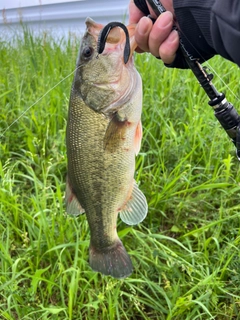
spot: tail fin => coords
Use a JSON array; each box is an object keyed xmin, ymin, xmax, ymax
[{"xmin": 89, "ymin": 239, "xmax": 133, "ymax": 279}]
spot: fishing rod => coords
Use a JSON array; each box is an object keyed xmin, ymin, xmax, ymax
[{"xmin": 133, "ymin": 0, "xmax": 240, "ymax": 160}]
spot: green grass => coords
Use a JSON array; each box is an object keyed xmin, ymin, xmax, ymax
[{"xmin": 0, "ymin": 27, "xmax": 240, "ymax": 319}]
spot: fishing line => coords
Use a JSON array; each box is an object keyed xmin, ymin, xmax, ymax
[{"xmin": 0, "ymin": 65, "xmax": 81, "ymax": 139}]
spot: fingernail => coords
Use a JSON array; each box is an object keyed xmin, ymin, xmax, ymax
[
  {"xmin": 158, "ymin": 11, "xmax": 173, "ymax": 29},
  {"xmin": 137, "ymin": 16, "xmax": 152, "ymax": 35},
  {"xmin": 168, "ymin": 30, "xmax": 179, "ymax": 43}
]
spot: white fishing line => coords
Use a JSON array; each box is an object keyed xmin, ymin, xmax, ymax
[
  {"xmin": 203, "ymin": 63, "xmax": 240, "ymax": 102},
  {"xmin": 0, "ymin": 65, "xmax": 80, "ymax": 139}
]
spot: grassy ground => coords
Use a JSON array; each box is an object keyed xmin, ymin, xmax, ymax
[{"xmin": 0, "ymin": 28, "xmax": 240, "ymax": 320}]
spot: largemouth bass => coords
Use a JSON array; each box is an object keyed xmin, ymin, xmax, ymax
[{"xmin": 65, "ymin": 17, "xmax": 148, "ymax": 279}]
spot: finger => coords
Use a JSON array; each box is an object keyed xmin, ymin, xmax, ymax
[
  {"xmin": 159, "ymin": 30, "xmax": 179, "ymax": 64},
  {"xmin": 135, "ymin": 16, "xmax": 153, "ymax": 52},
  {"xmin": 148, "ymin": 11, "xmax": 174, "ymax": 57},
  {"xmin": 129, "ymin": 0, "xmax": 145, "ymax": 24}
]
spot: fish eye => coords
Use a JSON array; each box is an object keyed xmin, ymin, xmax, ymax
[{"xmin": 82, "ymin": 46, "xmax": 94, "ymax": 59}]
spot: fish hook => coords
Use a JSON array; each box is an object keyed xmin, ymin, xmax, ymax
[{"xmin": 97, "ymin": 22, "xmax": 131, "ymax": 64}]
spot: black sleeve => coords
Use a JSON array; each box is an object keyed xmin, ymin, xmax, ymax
[
  {"xmin": 168, "ymin": 0, "xmax": 240, "ymax": 68},
  {"xmin": 211, "ymin": 0, "xmax": 240, "ymax": 66}
]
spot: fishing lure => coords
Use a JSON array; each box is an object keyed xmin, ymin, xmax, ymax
[{"xmin": 97, "ymin": 21, "xmax": 131, "ymax": 64}]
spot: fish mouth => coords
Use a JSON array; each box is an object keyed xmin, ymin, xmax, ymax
[{"xmin": 85, "ymin": 17, "xmax": 137, "ymax": 64}]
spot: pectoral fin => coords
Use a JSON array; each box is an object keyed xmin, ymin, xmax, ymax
[
  {"xmin": 65, "ymin": 178, "xmax": 85, "ymax": 216},
  {"xmin": 119, "ymin": 181, "xmax": 148, "ymax": 225},
  {"xmin": 104, "ymin": 114, "xmax": 142, "ymax": 155},
  {"xmin": 103, "ymin": 113, "xmax": 127, "ymax": 152}
]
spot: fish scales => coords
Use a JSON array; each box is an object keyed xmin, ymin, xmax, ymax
[{"xmin": 65, "ymin": 17, "xmax": 148, "ymax": 279}]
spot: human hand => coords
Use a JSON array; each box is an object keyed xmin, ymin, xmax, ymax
[{"xmin": 129, "ymin": 0, "xmax": 179, "ymax": 65}]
